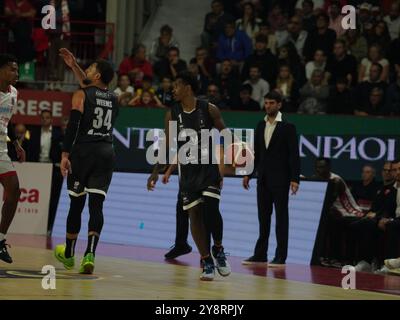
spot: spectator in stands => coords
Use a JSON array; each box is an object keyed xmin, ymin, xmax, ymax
[
  {"xmin": 241, "ymin": 35, "xmax": 278, "ymax": 87},
  {"xmin": 216, "ymin": 21, "xmax": 253, "ymax": 68},
  {"xmin": 383, "ymin": 1, "xmax": 400, "ymax": 41},
  {"xmin": 386, "ymin": 68, "xmax": 400, "ymax": 115},
  {"xmin": 154, "ymin": 47, "xmax": 187, "ymax": 81},
  {"xmin": 365, "ymin": 21, "xmax": 391, "ymax": 55},
  {"xmin": 156, "ymin": 76, "xmax": 174, "ymax": 108},
  {"xmin": 215, "ymin": 59, "xmax": 242, "ymax": 106},
  {"xmin": 134, "ymin": 75, "xmax": 156, "ymax": 98},
  {"xmin": 355, "ymin": 87, "xmax": 387, "ymax": 116},
  {"xmin": 230, "ymin": 84, "xmax": 260, "ymax": 111},
  {"xmin": 298, "ymin": 69, "xmax": 330, "ymax": 114},
  {"xmin": 283, "ymin": 15, "xmax": 308, "ymax": 61},
  {"xmin": 114, "ymin": 74, "xmax": 134, "ymax": 96},
  {"xmin": 342, "ymin": 28, "xmax": 368, "ymax": 64},
  {"xmin": 277, "ymin": 43, "xmax": 306, "ymax": 86},
  {"xmin": 358, "ymin": 2, "xmax": 374, "ymax": 33},
  {"xmin": 358, "ymin": 44, "xmax": 390, "ymax": 83},
  {"xmin": 119, "ymin": 44, "xmax": 153, "ymax": 88},
  {"xmin": 326, "ymin": 39, "xmax": 358, "ymax": 87},
  {"xmin": 235, "ymin": 2, "xmax": 262, "ymax": 44},
  {"xmin": 267, "ymin": 3, "xmax": 289, "ymax": 48},
  {"xmin": 388, "ymin": 30, "xmax": 400, "ymax": 77},
  {"xmin": 4, "ymin": 0, "xmax": 36, "ymax": 63},
  {"xmin": 303, "ymin": 13, "xmax": 337, "ymax": 62},
  {"xmin": 327, "ymin": 0, "xmax": 346, "ymax": 37},
  {"xmin": 28, "ymin": 110, "xmax": 64, "ymax": 235},
  {"xmin": 243, "ymin": 65, "xmax": 270, "ymax": 109},
  {"xmin": 149, "ymin": 25, "xmax": 180, "ymax": 64},
  {"xmin": 313, "ymin": 158, "xmax": 365, "ymax": 268},
  {"xmin": 351, "ymin": 165, "xmax": 380, "ymax": 212},
  {"xmin": 46, "ymin": 0, "xmax": 72, "ymax": 89},
  {"xmin": 294, "ymin": 0, "xmax": 325, "ymax": 15},
  {"xmin": 305, "ymin": 49, "xmax": 327, "ymax": 81},
  {"xmin": 119, "ymin": 94, "xmax": 132, "ymax": 108},
  {"xmin": 201, "ymin": 84, "xmax": 227, "ymax": 109},
  {"xmin": 129, "ymin": 90, "xmax": 164, "ymax": 108},
  {"xmin": 299, "ymin": 0, "xmax": 317, "ymax": 33},
  {"xmin": 274, "ymin": 64, "xmax": 300, "ymax": 113},
  {"xmin": 355, "ymin": 62, "xmax": 388, "ymax": 110},
  {"xmin": 7, "ymin": 124, "xmax": 30, "ymax": 162},
  {"xmin": 192, "ymin": 47, "xmax": 216, "ymax": 81},
  {"xmin": 188, "ymin": 58, "xmax": 209, "ymax": 95},
  {"xmin": 328, "ymin": 77, "xmax": 355, "ymax": 115},
  {"xmin": 256, "ymin": 21, "xmax": 278, "ymax": 55},
  {"xmin": 201, "ymin": 0, "xmax": 235, "ymax": 49}
]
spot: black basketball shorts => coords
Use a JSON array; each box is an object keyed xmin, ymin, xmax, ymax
[
  {"xmin": 67, "ymin": 142, "xmax": 115, "ymax": 198},
  {"xmin": 181, "ymin": 185, "xmax": 221, "ymax": 211}
]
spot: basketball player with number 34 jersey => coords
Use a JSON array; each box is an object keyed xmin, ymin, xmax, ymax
[{"xmin": 54, "ymin": 48, "xmax": 119, "ymax": 274}]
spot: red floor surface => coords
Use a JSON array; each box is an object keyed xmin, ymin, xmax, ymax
[{"xmin": 8, "ymin": 234, "xmax": 400, "ymax": 297}]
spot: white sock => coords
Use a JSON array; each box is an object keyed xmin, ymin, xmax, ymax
[{"xmin": 0, "ymin": 233, "xmax": 5, "ymax": 241}]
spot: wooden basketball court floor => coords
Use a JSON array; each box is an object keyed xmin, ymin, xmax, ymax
[{"xmin": 1, "ymin": 235, "xmax": 400, "ymax": 300}]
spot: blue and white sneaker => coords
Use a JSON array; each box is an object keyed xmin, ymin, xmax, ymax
[
  {"xmin": 200, "ymin": 257, "xmax": 215, "ymax": 281},
  {"xmin": 212, "ymin": 245, "xmax": 231, "ymax": 277}
]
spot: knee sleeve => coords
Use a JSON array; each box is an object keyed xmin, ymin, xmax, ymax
[
  {"xmin": 66, "ymin": 195, "xmax": 86, "ymax": 234},
  {"xmin": 88, "ymin": 193, "xmax": 105, "ymax": 234}
]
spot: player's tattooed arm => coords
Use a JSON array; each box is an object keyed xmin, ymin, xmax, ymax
[
  {"xmin": 59, "ymin": 48, "xmax": 87, "ymax": 88},
  {"xmin": 61, "ymin": 90, "xmax": 85, "ymax": 177},
  {"xmin": 208, "ymin": 103, "xmax": 226, "ymax": 131}
]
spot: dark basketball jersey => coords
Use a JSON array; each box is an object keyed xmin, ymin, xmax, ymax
[
  {"xmin": 170, "ymin": 99, "xmax": 221, "ymax": 193},
  {"xmin": 75, "ymin": 86, "xmax": 119, "ymax": 145}
]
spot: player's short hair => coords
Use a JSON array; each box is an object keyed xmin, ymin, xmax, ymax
[
  {"xmin": 392, "ymin": 159, "xmax": 400, "ymax": 165},
  {"xmin": 317, "ymin": 12, "xmax": 330, "ymax": 23},
  {"xmin": 0, "ymin": 53, "xmax": 18, "ymax": 69},
  {"xmin": 168, "ymin": 46, "xmax": 180, "ymax": 55},
  {"xmin": 302, "ymin": 0, "xmax": 314, "ymax": 8},
  {"xmin": 41, "ymin": 109, "xmax": 52, "ymax": 116},
  {"xmin": 316, "ymin": 157, "xmax": 331, "ymax": 167},
  {"xmin": 160, "ymin": 24, "xmax": 173, "ymax": 34},
  {"xmin": 95, "ymin": 59, "xmax": 115, "ymax": 85},
  {"xmin": 176, "ymin": 71, "xmax": 199, "ymax": 94},
  {"xmin": 240, "ymin": 84, "xmax": 253, "ymax": 94},
  {"xmin": 264, "ymin": 91, "xmax": 283, "ymax": 103}
]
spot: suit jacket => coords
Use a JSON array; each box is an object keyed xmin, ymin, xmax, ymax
[
  {"xmin": 252, "ymin": 118, "xmax": 300, "ymax": 187},
  {"xmin": 371, "ymin": 183, "xmax": 398, "ymax": 220},
  {"xmin": 27, "ymin": 126, "xmax": 64, "ymax": 164}
]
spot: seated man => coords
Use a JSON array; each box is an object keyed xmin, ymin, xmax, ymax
[
  {"xmin": 350, "ymin": 165, "xmax": 380, "ymax": 212},
  {"xmin": 348, "ymin": 161, "xmax": 396, "ymax": 273},
  {"xmin": 312, "ymin": 158, "xmax": 365, "ymax": 268}
]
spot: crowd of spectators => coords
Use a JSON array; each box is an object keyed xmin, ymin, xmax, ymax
[{"xmin": 113, "ymin": 0, "xmax": 400, "ymax": 115}]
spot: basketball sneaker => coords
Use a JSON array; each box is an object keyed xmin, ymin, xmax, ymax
[
  {"xmin": 212, "ymin": 245, "xmax": 231, "ymax": 277},
  {"xmin": 79, "ymin": 253, "xmax": 95, "ymax": 274},
  {"xmin": 54, "ymin": 244, "xmax": 75, "ymax": 270},
  {"xmin": 0, "ymin": 240, "xmax": 12, "ymax": 264},
  {"xmin": 164, "ymin": 243, "xmax": 192, "ymax": 260},
  {"xmin": 385, "ymin": 258, "xmax": 400, "ymax": 270},
  {"xmin": 200, "ymin": 257, "xmax": 215, "ymax": 281}
]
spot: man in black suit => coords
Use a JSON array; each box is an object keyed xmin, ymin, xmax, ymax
[
  {"xmin": 242, "ymin": 91, "xmax": 300, "ymax": 267},
  {"xmin": 28, "ymin": 110, "xmax": 64, "ymax": 235}
]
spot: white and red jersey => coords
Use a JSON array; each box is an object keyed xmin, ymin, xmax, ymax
[
  {"xmin": 330, "ymin": 172, "xmax": 364, "ymax": 217},
  {"xmin": 0, "ymin": 85, "xmax": 17, "ymax": 158}
]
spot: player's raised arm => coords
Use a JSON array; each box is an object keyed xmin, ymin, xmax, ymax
[{"xmin": 59, "ymin": 48, "xmax": 87, "ymax": 88}]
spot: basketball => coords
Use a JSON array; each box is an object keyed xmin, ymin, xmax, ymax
[{"xmin": 225, "ymin": 142, "xmax": 254, "ymax": 168}]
